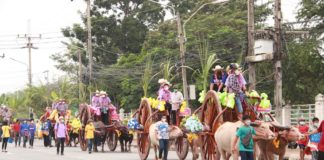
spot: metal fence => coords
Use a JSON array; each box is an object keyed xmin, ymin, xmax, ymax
[{"xmin": 290, "ymin": 104, "xmax": 315, "ymax": 126}]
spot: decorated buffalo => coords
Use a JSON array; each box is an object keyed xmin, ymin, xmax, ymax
[
  {"xmin": 257, "ymin": 122, "xmax": 305, "ymax": 160},
  {"xmin": 214, "ymin": 121, "xmax": 275, "ymax": 160},
  {"xmin": 149, "ymin": 122, "xmax": 183, "ymax": 160},
  {"xmin": 114, "ymin": 121, "xmax": 134, "ymax": 152}
]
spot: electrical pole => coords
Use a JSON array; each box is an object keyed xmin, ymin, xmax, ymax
[
  {"xmin": 86, "ymin": 0, "xmax": 93, "ymax": 84},
  {"xmin": 274, "ymin": 0, "xmax": 283, "ymax": 119},
  {"xmin": 78, "ymin": 49, "xmax": 82, "ymax": 100},
  {"xmin": 176, "ymin": 12, "xmax": 189, "ymax": 104},
  {"xmin": 247, "ymin": 0, "xmax": 256, "ymax": 91},
  {"xmin": 18, "ymin": 34, "xmax": 41, "ymax": 86}
]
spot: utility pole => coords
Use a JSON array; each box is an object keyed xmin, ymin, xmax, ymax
[
  {"xmin": 176, "ymin": 12, "xmax": 189, "ymax": 104},
  {"xmin": 18, "ymin": 34, "xmax": 41, "ymax": 86},
  {"xmin": 86, "ymin": 0, "xmax": 93, "ymax": 84},
  {"xmin": 247, "ymin": 0, "xmax": 256, "ymax": 91},
  {"xmin": 78, "ymin": 49, "xmax": 82, "ymax": 100},
  {"xmin": 274, "ymin": 0, "xmax": 283, "ymax": 119}
]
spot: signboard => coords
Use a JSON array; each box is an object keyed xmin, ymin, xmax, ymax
[{"xmin": 189, "ymin": 85, "xmax": 196, "ymax": 100}]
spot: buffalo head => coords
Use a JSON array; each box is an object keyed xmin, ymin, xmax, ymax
[{"xmin": 251, "ymin": 121, "xmax": 276, "ymax": 140}]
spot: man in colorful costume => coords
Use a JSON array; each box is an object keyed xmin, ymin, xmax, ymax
[
  {"xmin": 90, "ymin": 90, "xmax": 101, "ymax": 120},
  {"xmin": 99, "ymin": 91, "xmax": 111, "ymax": 125},
  {"xmin": 157, "ymin": 79, "xmax": 172, "ymax": 124},
  {"xmin": 225, "ymin": 63, "xmax": 247, "ymax": 120},
  {"xmin": 55, "ymin": 99, "xmax": 68, "ymax": 117}
]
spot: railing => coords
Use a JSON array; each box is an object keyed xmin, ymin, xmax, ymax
[{"xmin": 290, "ymin": 104, "xmax": 315, "ymax": 126}]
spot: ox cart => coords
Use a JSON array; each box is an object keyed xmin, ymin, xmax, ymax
[
  {"xmin": 191, "ymin": 90, "xmax": 263, "ymax": 160},
  {"xmin": 132, "ymin": 98, "xmax": 190, "ymax": 160},
  {"xmin": 78, "ymin": 103, "xmax": 118, "ymax": 152},
  {"xmin": 133, "ymin": 90, "xmax": 266, "ymax": 160}
]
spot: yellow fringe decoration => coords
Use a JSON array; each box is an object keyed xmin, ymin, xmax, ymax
[
  {"xmin": 187, "ymin": 133, "xmax": 198, "ymax": 143},
  {"xmin": 128, "ymin": 130, "xmax": 134, "ymax": 135},
  {"xmin": 273, "ymin": 138, "xmax": 280, "ymax": 149},
  {"xmin": 116, "ymin": 130, "xmax": 121, "ymax": 137}
]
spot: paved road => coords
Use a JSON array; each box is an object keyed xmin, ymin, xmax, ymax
[
  {"xmin": 0, "ymin": 139, "xmax": 312, "ymax": 160},
  {"xmin": 1, "ymin": 139, "xmax": 192, "ymax": 160}
]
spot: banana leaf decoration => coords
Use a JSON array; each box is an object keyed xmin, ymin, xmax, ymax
[
  {"xmin": 260, "ymin": 93, "xmax": 271, "ymax": 109},
  {"xmin": 225, "ymin": 93, "xmax": 235, "ymax": 109},
  {"xmin": 198, "ymin": 90, "xmax": 206, "ymax": 103}
]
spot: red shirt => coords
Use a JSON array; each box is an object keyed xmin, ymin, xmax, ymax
[
  {"xmin": 297, "ymin": 125, "xmax": 309, "ymax": 145},
  {"xmin": 67, "ymin": 124, "xmax": 72, "ymax": 131},
  {"xmin": 317, "ymin": 120, "xmax": 324, "ymax": 151},
  {"xmin": 45, "ymin": 111, "xmax": 51, "ymax": 118},
  {"xmin": 13, "ymin": 123, "xmax": 20, "ymax": 132}
]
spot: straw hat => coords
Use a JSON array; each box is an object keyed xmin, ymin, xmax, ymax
[
  {"xmin": 158, "ymin": 79, "xmax": 167, "ymax": 84},
  {"xmin": 212, "ymin": 65, "xmax": 223, "ymax": 71},
  {"xmin": 95, "ymin": 90, "xmax": 100, "ymax": 96},
  {"xmin": 163, "ymin": 81, "xmax": 172, "ymax": 86},
  {"xmin": 100, "ymin": 90, "xmax": 106, "ymax": 95}
]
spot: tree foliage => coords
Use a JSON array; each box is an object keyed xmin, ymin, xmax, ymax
[{"xmin": 4, "ymin": 0, "xmax": 322, "ymax": 117}]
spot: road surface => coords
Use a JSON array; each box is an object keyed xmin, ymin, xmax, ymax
[
  {"xmin": 1, "ymin": 139, "xmax": 191, "ymax": 160},
  {"xmin": 0, "ymin": 139, "xmax": 312, "ymax": 160}
]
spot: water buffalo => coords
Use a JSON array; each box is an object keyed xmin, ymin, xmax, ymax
[
  {"xmin": 92, "ymin": 121, "xmax": 108, "ymax": 152},
  {"xmin": 115, "ymin": 123, "xmax": 133, "ymax": 152},
  {"xmin": 214, "ymin": 121, "xmax": 275, "ymax": 160},
  {"xmin": 149, "ymin": 123, "xmax": 183, "ymax": 160},
  {"xmin": 257, "ymin": 122, "xmax": 305, "ymax": 160}
]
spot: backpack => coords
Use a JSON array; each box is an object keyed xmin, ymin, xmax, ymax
[{"xmin": 241, "ymin": 127, "xmax": 253, "ymax": 149}]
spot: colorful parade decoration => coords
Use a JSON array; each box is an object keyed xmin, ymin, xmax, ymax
[
  {"xmin": 183, "ymin": 114, "xmax": 203, "ymax": 133},
  {"xmin": 257, "ymin": 93, "xmax": 271, "ymax": 113},
  {"xmin": 179, "ymin": 101, "xmax": 191, "ymax": 117},
  {"xmin": 127, "ymin": 118, "xmax": 141, "ymax": 130},
  {"xmin": 187, "ymin": 133, "xmax": 198, "ymax": 143},
  {"xmin": 218, "ymin": 92, "xmax": 235, "ymax": 109},
  {"xmin": 247, "ymin": 90, "xmax": 260, "ymax": 106},
  {"xmin": 109, "ymin": 105, "xmax": 120, "ymax": 120},
  {"xmin": 198, "ymin": 90, "xmax": 206, "ymax": 103},
  {"xmin": 143, "ymin": 97, "xmax": 167, "ymax": 112}
]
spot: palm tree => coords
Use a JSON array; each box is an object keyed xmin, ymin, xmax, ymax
[{"xmin": 194, "ymin": 40, "xmax": 218, "ymax": 101}]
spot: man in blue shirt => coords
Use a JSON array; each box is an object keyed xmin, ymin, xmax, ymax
[
  {"xmin": 20, "ymin": 120, "xmax": 29, "ymax": 148},
  {"xmin": 155, "ymin": 116, "xmax": 169, "ymax": 160},
  {"xmin": 28, "ymin": 120, "xmax": 36, "ymax": 148},
  {"xmin": 232, "ymin": 115, "xmax": 256, "ymax": 160},
  {"xmin": 209, "ymin": 65, "xmax": 227, "ymax": 92},
  {"xmin": 41, "ymin": 119, "xmax": 51, "ymax": 147}
]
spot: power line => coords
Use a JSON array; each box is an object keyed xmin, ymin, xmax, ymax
[{"xmin": 17, "ymin": 34, "xmax": 42, "ymax": 86}]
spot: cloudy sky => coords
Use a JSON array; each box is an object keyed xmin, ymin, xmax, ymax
[{"xmin": 0, "ymin": 0, "xmax": 299, "ymax": 94}]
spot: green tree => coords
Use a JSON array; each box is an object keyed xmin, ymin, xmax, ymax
[{"xmin": 51, "ymin": 0, "xmax": 272, "ymax": 110}]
